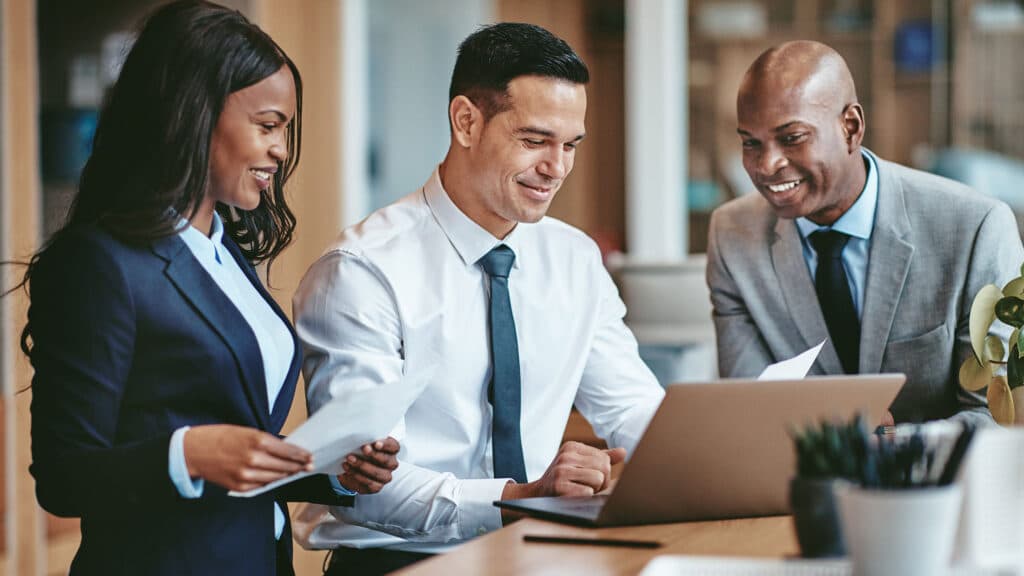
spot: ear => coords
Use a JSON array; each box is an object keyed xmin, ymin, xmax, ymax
[
  {"xmin": 449, "ymin": 95, "xmax": 482, "ymax": 148},
  {"xmin": 841, "ymin": 103, "xmax": 866, "ymax": 152}
]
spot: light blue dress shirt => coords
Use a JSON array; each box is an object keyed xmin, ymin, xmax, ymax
[
  {"xmin": 167, "ymin": 213, "xmax": 295, "ymax": 539},
  {"xmin": 795, "ymin": 149, "xmax": 879, "ymax": 318}
]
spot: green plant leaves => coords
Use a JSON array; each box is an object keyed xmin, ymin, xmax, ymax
[
  {"xmin": 988, "ymin": 375, "xmax": 1015, "ymax": 425},
  {"xmin": 960, "ymin": 335, "xmax": 1007, "ymax": 392},
  {"xmin": 960, "ymin": 355, "xmax": 991, "ymax": 392},
  {"xmin": 791, "ymin": 416, "xmax": 864, "ymax": 479},
  {"xmin": 1004, "ymin": 277, "xmax": 1024, "ymax": 298},
  {"xmin": 970, "ymin": 284, "xmax": 1003, "ymax": 362},
  {"xmin": 985, "ymin": 335, "xmax": 1006, "ymax": 363}
]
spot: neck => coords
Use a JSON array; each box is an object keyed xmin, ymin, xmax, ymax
[
  {"xmin": 189, "ymin": 197, "xmax": 216, "ymax": 237},
  {"xmin": 439, "ymin": 152, "xmax": 515, "ymax": 239}
]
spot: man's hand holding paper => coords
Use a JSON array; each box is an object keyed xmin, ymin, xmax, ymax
[{"xmin": 338, "ymin": 437, "xmax": 400, "ymax": 494}]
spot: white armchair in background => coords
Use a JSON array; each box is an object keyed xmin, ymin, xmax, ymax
[{"xmin": 607, "ymin": 253, "xmax": 717, "ymax": 384}]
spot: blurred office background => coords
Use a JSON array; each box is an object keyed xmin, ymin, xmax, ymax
[{"xmin": 3, "ymin": 0, "xmax": 1024, "ymax": 573}]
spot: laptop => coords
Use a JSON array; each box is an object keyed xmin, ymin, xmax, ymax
[{"xmin": 494, "ymin": 374, "xmax": 905, "ymax": 527}]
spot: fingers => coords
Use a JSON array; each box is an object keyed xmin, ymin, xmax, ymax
[
  {"xmin": 354, "ymin": 437, "xmax": 401, "ymax": 470},
  {"xmin": 543, "ymin": 441, "xmax": 619, "ymax": 496},
  {"xmin": 559, "ymin": 467, "xmax": 604, "ymax": 495},
  {"xmin": 556, "ymin": 442, "xmax": 613, "ymax": 477},
  {"xmin": 186, "ymin": 425, "xmax": 313, "ymax": 491},
  {"xmin": 370, "ymin": 437, "xmax": 401, "ymax": 454},
  {"xmin": 605, "ymin": 447, "xmax": 627, "ymax": 466},
  {"xmin": 343, "ymin": 454, "xmax": 394, "ymax": 484},
  {"xmin": 258, "ymin": 433, "xmax": 313, "ymax": 467},
  {"xmin": 233, "ymin": 466, "xmax": 292, "ymax": 486},
  {"xmin": 246, "ymin": 450, "xmax": 311, "ymax": 476},
  {"xmin": 337, "ymin": 471, "xmax": 386, "ymax": 495},
  {"xmin": 338, "ymin": 440, "xmax": 400, "ymax": 494}
]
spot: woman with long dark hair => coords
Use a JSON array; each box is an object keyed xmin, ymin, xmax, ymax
[{"xmin": 22, "ymin": 2, "xmax": 397, "ymax": 574}]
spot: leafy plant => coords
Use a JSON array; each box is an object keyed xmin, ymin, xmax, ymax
[
  {"xmin": 791, "ymin": 415, "xmax": 866, "ymax": 480},
  {"xmin": 792, "ymin": 414, "xmax": 972, "ymax": 489},
  {"xmin": 959, "ymin": 263, "xmax": 1024, "ymax": 424}
]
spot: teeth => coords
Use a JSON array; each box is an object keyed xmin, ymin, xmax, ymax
[
  {"xmin": 250, "ymin": 169, "xmax": 271, "ymax": 182},
  {"xmin": 768, "ymin": 180, "xmax": 801, "ymax": 193}
]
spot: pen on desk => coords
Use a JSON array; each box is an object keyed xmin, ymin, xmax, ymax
[{"xmin": 523, "ymin": 535, "xmax": 662, "ymax": 549}]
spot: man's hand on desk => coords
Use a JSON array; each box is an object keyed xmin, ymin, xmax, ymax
[{"xmin": 500, "ymin": 441, "xmax": 625, "ymax": 523}]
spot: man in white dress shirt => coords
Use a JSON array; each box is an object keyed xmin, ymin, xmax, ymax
[{"xmin": 292, "ymin": 23, "xmax": 665, "ymax": 575}]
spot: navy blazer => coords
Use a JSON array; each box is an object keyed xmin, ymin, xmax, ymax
[{"xmin": 29, "ymin": 223, "xmax": 346, "ymax": 576}]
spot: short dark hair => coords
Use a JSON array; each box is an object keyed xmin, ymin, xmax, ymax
[
  {"xmin": 70, "ymin": 0, "xmax": 302, "ymax": 264},
  {"xmin": 449, "ymin": 22, "xmax": 589, "ymax": 119}
]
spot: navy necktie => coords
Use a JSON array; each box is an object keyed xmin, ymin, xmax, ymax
[
  {"xmin": 809, "ymin": 230, "xmax": 860, "ymax": 374},
  {"xmin": 479, "ymin": 245, "xmax": 527, "ymax": 483}
]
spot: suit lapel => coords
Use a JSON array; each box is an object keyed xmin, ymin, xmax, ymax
[
  {"xmin": 151, "ymin": 235, "xmax": 272, "ymax": 430},
  {"xmin": 219, "ymin": 238, "xmax": 301, "ymax": 432},
  {"xmin": 860, "ymin": 160, "xmax": 915, "ymax": 374},
  {"xmin": 771, "ymin": 218, "xmax": 844, "ymax": 373}
]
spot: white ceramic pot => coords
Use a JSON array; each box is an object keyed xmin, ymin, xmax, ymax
[{"xmin": 836, "ymin": 484, "xmax": 962, "ymax": 576}]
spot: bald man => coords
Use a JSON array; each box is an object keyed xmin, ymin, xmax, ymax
[{"xmin": 706, "ymin": 41, "xmax": 1024, "ymax": 425}]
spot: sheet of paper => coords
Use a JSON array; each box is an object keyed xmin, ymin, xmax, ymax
[
  {"xmin": 757, "ymin": 339, "xmax": 826, "ymax": 381},
  {"xmin": 229, "ymin": 375, "xmax": 428, "ymax": 498}
]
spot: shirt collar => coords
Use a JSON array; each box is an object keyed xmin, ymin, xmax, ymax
[
  {"xmin": 177, "ymin": 212, "xmax": 225, "ymax": 264},
  {"xmin": 796, "ymin": 149, "xmax": 878, "ymax": 241},
  {"xmin": 423, "ymin": 166, "xmax": 523, "ymax": 270}
]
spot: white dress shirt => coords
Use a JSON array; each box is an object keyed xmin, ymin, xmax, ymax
[
  {"xmin": 168, "ymin": 213, "xmax": 295, "ymax": 539},
  {"xmin": 291, "ymin": 168, "xmax": 665, "ymax": 552}
]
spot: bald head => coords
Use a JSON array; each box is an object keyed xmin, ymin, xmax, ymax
[
  {"xmin": 735, "ymin": 41, "xmax": 868, "ymax": 225},
  {"xmin": 740, "ymin": 41, "xmax": 858, "ymax": 114}
]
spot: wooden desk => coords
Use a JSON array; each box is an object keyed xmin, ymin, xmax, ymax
[{"xmin": 395, "ymin": 516, "xmax": 798, "ymax": 576}]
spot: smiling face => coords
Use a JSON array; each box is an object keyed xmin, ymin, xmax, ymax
[
  {"xmin": 459, "ymin": 75, "xmax": 587, "ymax": 238},
  {"xmin": 736, "ymin": 46, "xmax": 865, "ymax": 225},
  {"xmin": 207, "ymin": 65, "xmax": 297, "ymax": 213}
]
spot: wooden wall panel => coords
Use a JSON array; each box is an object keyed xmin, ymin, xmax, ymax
[
  {"xmin": 2, "ymin": 0, "xmax": 44, "ymax": 574},
  {"xmin": 497, "ymin": 0, "xmax": 599, "ymax": 241},
  {"xmin": 248, "ymin": 2, "xmax": 346, "ymax": 572}
]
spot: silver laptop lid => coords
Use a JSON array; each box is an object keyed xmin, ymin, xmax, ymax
[{"xmin": 598, "ymin": 374, "xmax": 905, "ymax": 525}]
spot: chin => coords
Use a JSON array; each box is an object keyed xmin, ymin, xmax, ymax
[
  {"xmin": 239, "ymin": 194, "xmax": 265, "ymax": 212},
  {"xmin": 517, "ymin": 208, "xmax": 549, "ymax": 224},
  {"xmin": 768, "ymin": 203, "xmax": 806, "ymax": 221}
]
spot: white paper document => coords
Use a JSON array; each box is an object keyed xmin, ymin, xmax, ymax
[
  {"xmin": 757, "ymin": 340, "xmax": 825, "ymax": 381},
  {"xmin": 639, "ymin": 555, "xmax": 1018, "ymax": 576},
  {"xmin": 229, "ymin": 377, "xmax": 424, "ymax": 498}
]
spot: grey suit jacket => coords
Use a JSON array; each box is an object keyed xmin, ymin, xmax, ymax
[{"xmin": 707, "ymin": 154, "xmax": 1024, "ymax": 424}]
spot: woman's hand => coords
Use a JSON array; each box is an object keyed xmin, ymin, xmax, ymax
[
  {"xmin": 184, "ymin": 424, "xmax": 313, "ymax": 492},
  {"xmin": 337, "ymin": 437, "xmax": 400, "ymax": 494}
]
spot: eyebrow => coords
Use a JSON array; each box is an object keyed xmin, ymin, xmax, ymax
[
  {"xmin": 254, "ymin": 109, "xmax": 290, "ymax": 122},
  {"xmin": 737, "ymin": 121, "xmax": 806, "ymax": 137},
  {"xmin": 515, "ymin": 126, "xmax": 586, "ymax": 143}
]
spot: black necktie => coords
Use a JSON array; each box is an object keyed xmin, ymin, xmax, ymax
[
  {"xmin": 478, "ymin": 245, "xmax": 527, "ymax": 483},
  {"xmin": 809, "ymin": 230, "xmax": 860, "ymax": 374}
]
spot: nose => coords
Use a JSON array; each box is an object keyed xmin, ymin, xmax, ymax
[
  {"xmin": 755, "ymin": 143, "xmax": 787, "ymax": 177},
  {"xmin": 269, "ymin": 134, "xmax": 288, "ymax": 163},
  {"xmin": 537, "ymin": 147, "xmax": 569, "ymax": 181}
]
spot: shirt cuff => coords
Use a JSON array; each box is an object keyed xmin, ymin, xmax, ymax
[
  {"xmin": 328, "ymin": 474, "xmax": 359, "ymax": 496},
  {"xmin": 456, "ymin": 478, "xmax": 510, "ymax": 539},
  {"xmin": 168, "ymin": 426, "xmax": 204, "ymax": 499}
]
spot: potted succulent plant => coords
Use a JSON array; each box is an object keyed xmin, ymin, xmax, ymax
[
  {"xmin": 959, "ymin": 265, "xmax": 1024, "ymax": 424},
  {"xmin": 788, "ymin": 416, "xmax": 865, "ymax": 558}
]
